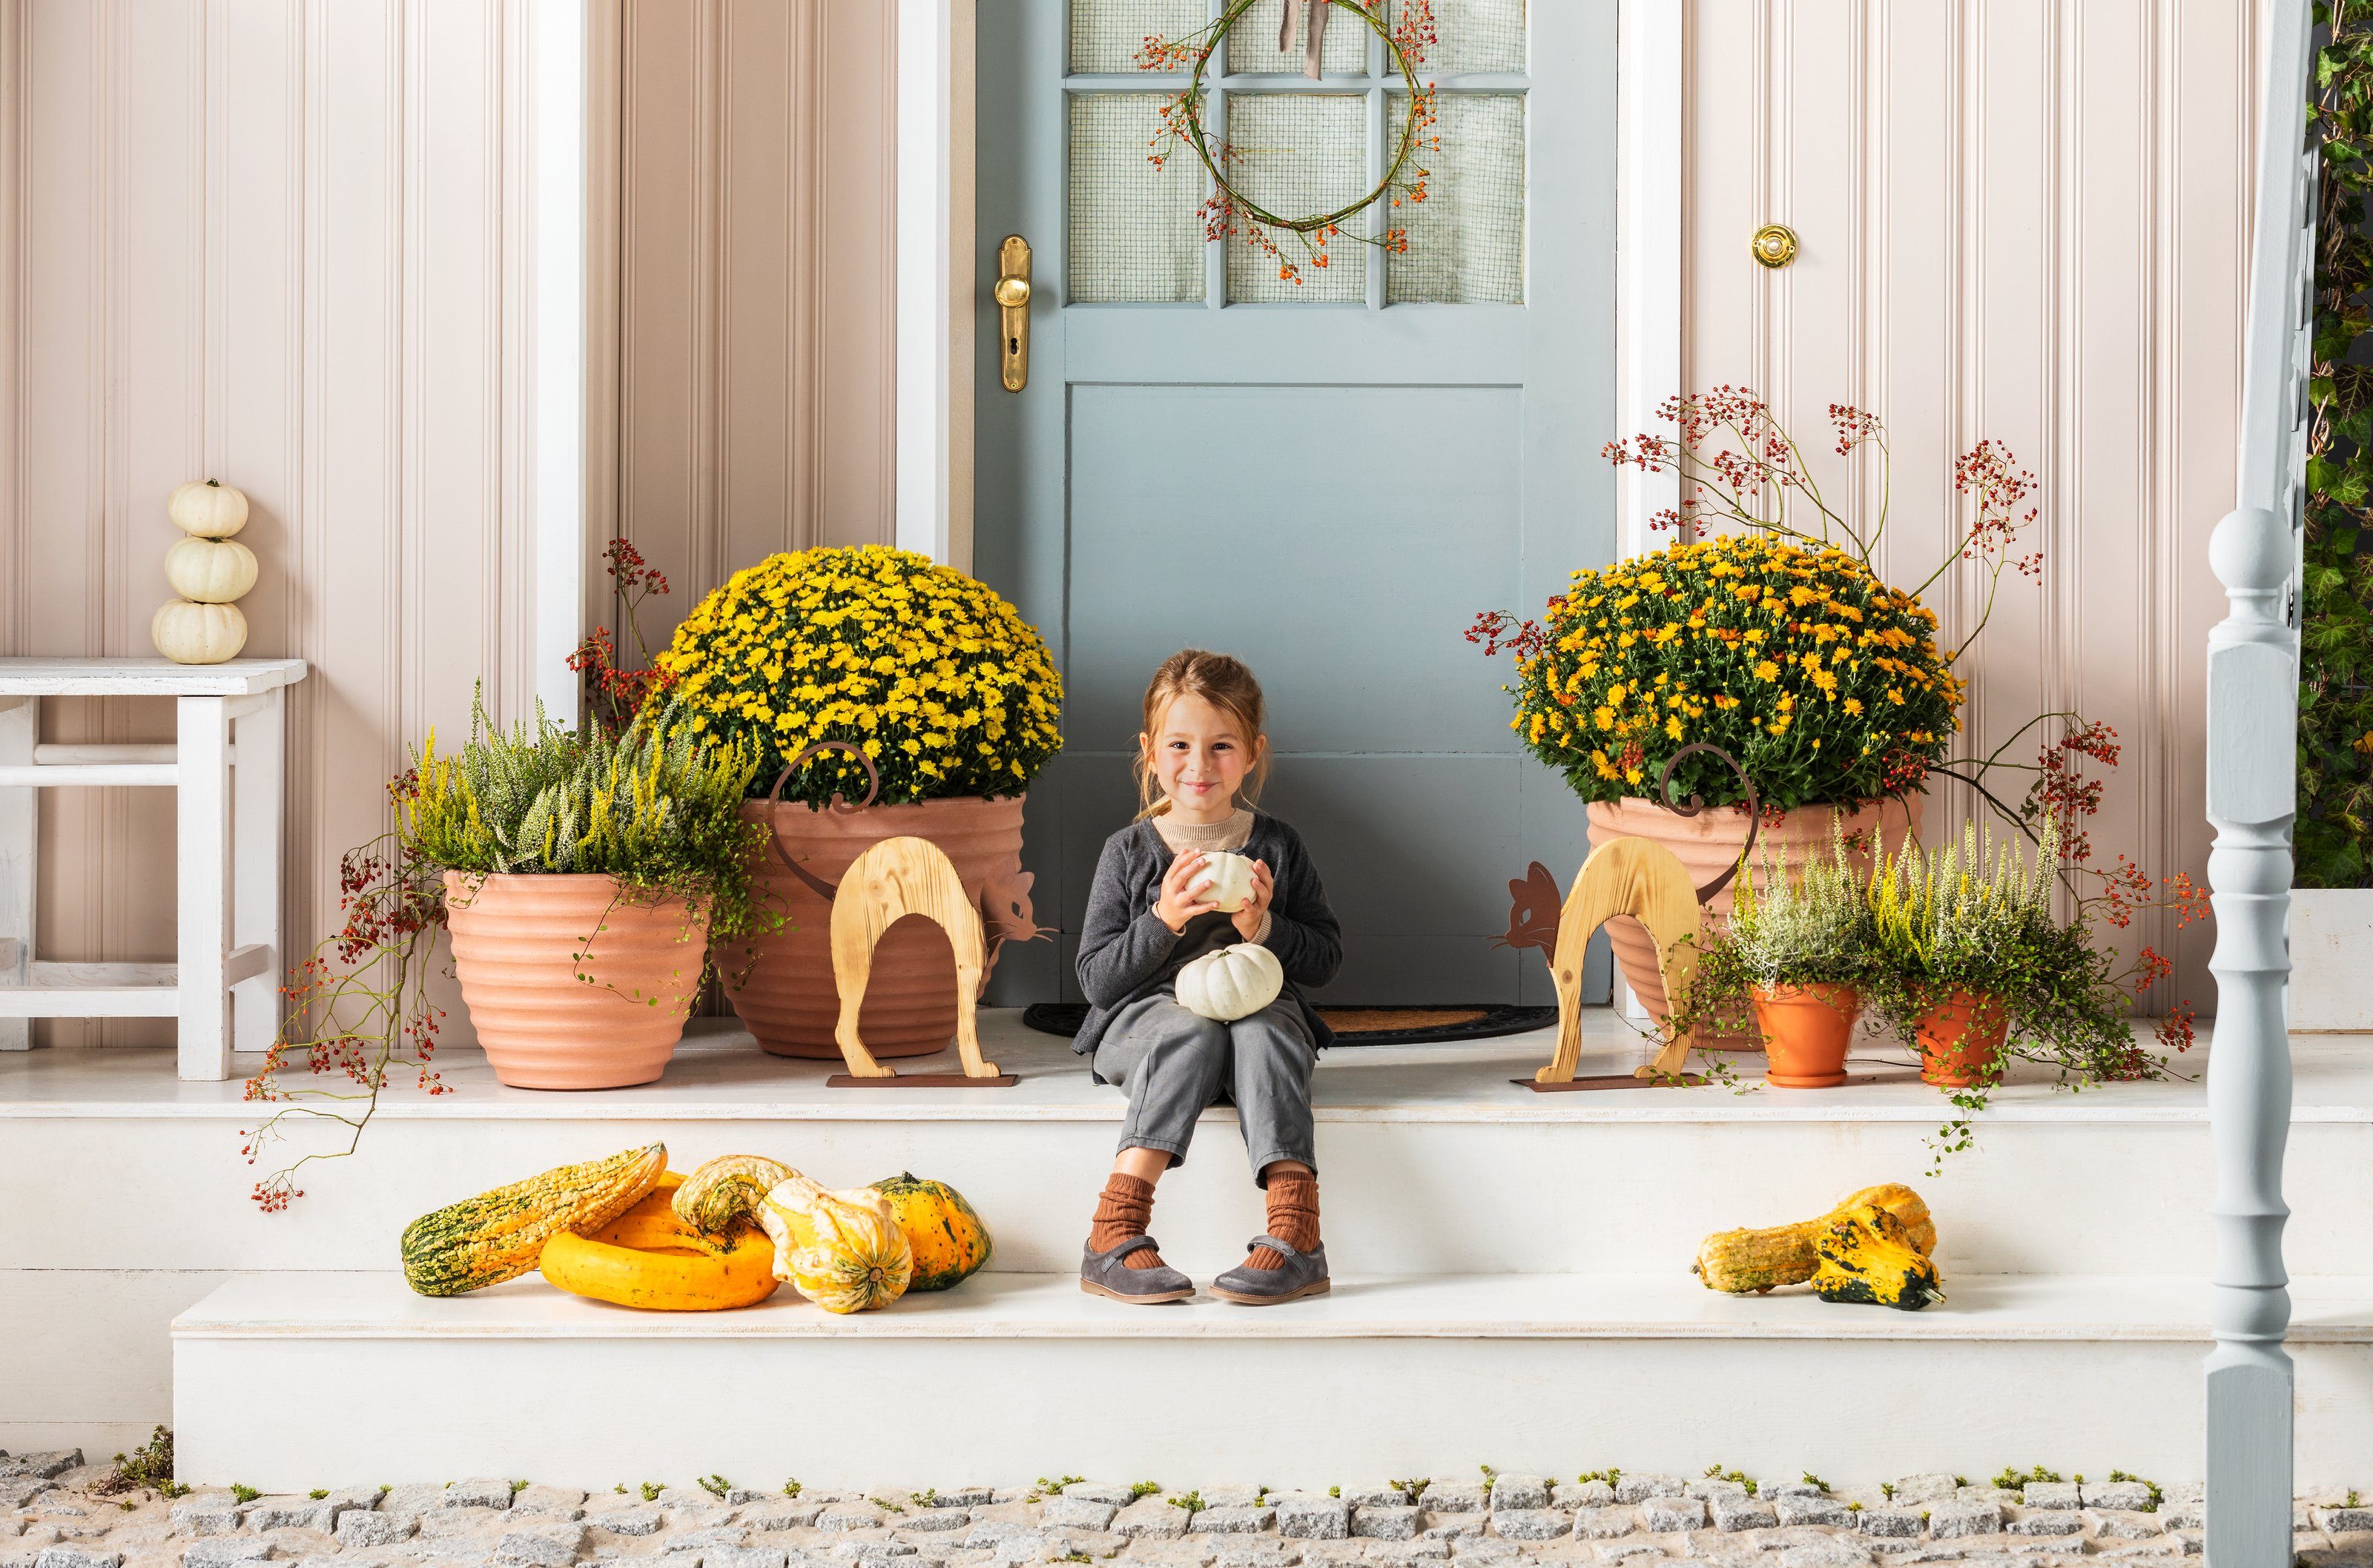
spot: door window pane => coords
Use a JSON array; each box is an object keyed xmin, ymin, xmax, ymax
[
  {"xmin": 1388, "ymin": 0, "xmax": 1526, "ymax": 76},
  {"xmin": 1072, "ymin": 0, "xmax": 1208, "ymax": 74},
  {"xmin": 1387, "ymin": 93, "xmax": 1523, "ymax": 303},
  {"xmin": 1224, "ymin": 93, "xmax": 1368, "ymax": 302},
  {"xmin": 1229, "ymin": 0, "xmax": 1371, "ymax": 76},
  {"xmin": 1070, "ymin": 95, "xmax": 1207, "ymax": 303}
]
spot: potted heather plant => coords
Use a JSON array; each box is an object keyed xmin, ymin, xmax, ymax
[
  {"xmin": 1685, "ymin": 825, "xmax": 1875, "ymax": 1088},
  {"xmin": 653, "ymin": 546, "xmax": 1064, "ymax": 1060}
]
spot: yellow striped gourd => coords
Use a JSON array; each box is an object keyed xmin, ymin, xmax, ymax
[
  {"xmin": 1811, "ymin": 1203, "xmax": 1947, "ymax": 1310},
  {"xmin": 400, "ymin": 1142, "xmax": 666, "ymax": 1297},
  {"xmin": 1692, "ymin": 1182, "xmax": 1935, "ymax": 1295}
]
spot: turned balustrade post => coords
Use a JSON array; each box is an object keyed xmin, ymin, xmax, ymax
[{"xmin": 2204, "ymin": 0, "xmax": 2310, "ymax": 1559}]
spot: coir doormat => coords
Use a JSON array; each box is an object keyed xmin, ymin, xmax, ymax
[{"xmin": 1021, "ymin": 1002, "xmax": 1558, "ymax": 1047}]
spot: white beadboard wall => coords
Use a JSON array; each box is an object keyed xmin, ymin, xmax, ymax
[
  {"xmin": 1681, "ymin": 0, "xmax": 2260, "ymax": 1011},
  {"xmin": 0, "ymin": 0, "xmax": 547, "ymax": 1046}
]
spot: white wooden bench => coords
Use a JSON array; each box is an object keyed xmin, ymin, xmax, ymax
[{"xmin": 0, "ymin": 657, "xmax": 308, "ymax": 1079}]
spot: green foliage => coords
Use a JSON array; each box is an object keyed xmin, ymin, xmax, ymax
[
  {"xmin": 2302, "ymin": 1, "xmax": 2373, "ymax": 883},
  {"xmin": 1709, "ymin": 823, "xmax": 1876, "ymax": 991},
  {"xmin": 1990, "ymin": 1464, "xmax": 2062, "ymax": 1492},
  {"xmin": 2108, "ymin": 1470, "xmax": 2165, "ymax": 1512},
  {"xmin": 310, "ymin": 1489, "xmax": 331, "ymax": 1501},
  {"xmin": 697, "ymin": 1476, "xmax": 730, "ymax": 1501},
  {"xmin": 781, "ymin": 1480, "xmax": 802, "ymax": 1500},
  {"xmin": 1801, "ymin": 1473, "xmax": 1829, "ymax": 1495},
  {"xmin": 95, "ymin": 1426, "xmax": 177, "ymax": 1496},
  {"xmin": 1703, "ymin": 1465, "xmax": 1755, "ymax": 1496},
  {"xmin": 1131, "ymin": 1482, "xmax": 1164, "ymax": 1501},
  {"xmin": 403, "ymin": 696, "xmax": 767, "ymax": 942},
  {"xmin": 231, "ymin": 1484, "xmax": 260, "ymax": 1504},
  {"xmin": 1577, "ymin": 1469, "xmax": 1622, "ymax": 1489},
  {"xmin": 1167, "ymin": 1491, "xmax": 1207, "ymax": 1514},
  {"xmin": 639, "ymin": 1483, "xmax": 664, "ymax": 1503}
]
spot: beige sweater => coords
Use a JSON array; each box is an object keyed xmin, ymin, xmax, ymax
[{"xmin": 1151, "ymin": 807, "xmax": 1270, "ymax": 942}]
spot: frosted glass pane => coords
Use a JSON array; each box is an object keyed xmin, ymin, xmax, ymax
[
  {"xmin": 1387, "ymin": 93, "xmax": 1522, "ymax": 303},
  {"xmin": 1070, "ymin": 95, "xmax": 1207, "ymax": 303},
  {"xmin": 1224, "ymin": 94, "xmax": 1369, "ymax": 302},
  {"xmin": 1389, "ymin": 0, "xmax": 1525, "ymax": 76},
  {"xmin": 1227, "ymin": 0, "xmax": 1372, "ymax": 76},
  {"xmin": 1072, "ymin": 0, "xmax": 1209, "ymax": 74}
]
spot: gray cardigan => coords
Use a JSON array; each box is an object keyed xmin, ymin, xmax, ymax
[{"xmin": 1072, "ymin": 811, "xmax": 1343, "ymax": 1060}]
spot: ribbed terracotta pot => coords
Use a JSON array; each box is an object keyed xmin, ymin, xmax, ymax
[
  {"xmin": 1588, "ymin": 792, "xmax": 1923, "ymax": 1048},
  {"xmin": 722, "ymin": 794, "xmax": 1028, "ymax": 1059},
  {"xmin": 1915, "ymin": 990, "xmax": 2010, "ymax": 1088},
  {"xmin": 443, "ymin": 872, "xmax": 710, "ymax": 1090},
  {"xmin": 1751, "ymin": 982, "xmax": 1861, "ymax": 1088}
]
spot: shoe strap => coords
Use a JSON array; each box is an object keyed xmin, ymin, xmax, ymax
[
  {"xmin": 1247, "ymin": 1233, "xmax": 1298, "ymax": 1260},
  {"xmin": 1107, "ymin": 1234, "xmax": 1163, "ymax": 1262}
]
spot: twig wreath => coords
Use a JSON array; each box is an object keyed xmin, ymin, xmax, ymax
[{"xmin": 1136, "ymin": 0, "xmax": 1442, "ymax": 286}]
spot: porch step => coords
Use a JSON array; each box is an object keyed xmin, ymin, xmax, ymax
[{"xmin": 174, "ymin": 1268, "xmax": 2373, "ymax": 1489}]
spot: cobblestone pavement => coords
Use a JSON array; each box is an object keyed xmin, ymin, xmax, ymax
[{"xmin": 8, "ymin": 1452, "xmax": 2372, "ymax": 1568}]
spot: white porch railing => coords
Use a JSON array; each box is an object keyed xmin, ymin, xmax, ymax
[{"xmin": 2205, "ymin": 0, "xmax": 2313, "ymax": 1561}]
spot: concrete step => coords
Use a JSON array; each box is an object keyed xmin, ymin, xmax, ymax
[
  {"xmin": 174, "ymin": 1268, "xmax": 2373, "ymax": 1490},
  {"xmin": 12, "ymin": 1016, "xmax": 2371, "ymax": 1280}
]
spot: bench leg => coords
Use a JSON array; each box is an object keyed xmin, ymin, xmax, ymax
[
  {"xmin": 232, "ymin": 689, "xmax": 284, "ymax": 1054},
  {"xmin": 177, "ymin": 695, "xmax": 232, "ymax": 1080},
  {"xmin": 0, "ymin": 695, "xmax": 32, "ymax": 1050}
]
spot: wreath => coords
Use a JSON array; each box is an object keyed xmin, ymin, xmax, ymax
[{"xmin": 1137, "ymin": 0, "xmax": 1441, "ymax": 286}]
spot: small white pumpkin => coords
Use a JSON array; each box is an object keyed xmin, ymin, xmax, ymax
[
  {"xmin": 1175, "ymin": 941, "xmax": 1285, "ymax": 1022},
  {"xmin": 1189, "ymin": 850, "xmax": 1257, "ymax": 913},
  {"xmin": 164, "ymin": 535, "xmax": 259, "ymax": 603},
  {"xmin": 151, "ymin": 599, "xmax": 248, "ymax": 664},
  {"xmin": 168, "ymin": 477, "xmax": 250, "ymax": 539}
]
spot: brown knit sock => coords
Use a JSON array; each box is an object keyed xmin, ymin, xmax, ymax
[
  {"xmin": 1247, "ymin": 1171, "xmax": 1319, "ymax": 1270},
  {"xmin": 1089, "ymin": 1172, "xmax": 1169, "ymax": 1271}
]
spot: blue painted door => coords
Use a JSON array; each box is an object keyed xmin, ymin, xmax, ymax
[{"xmin": 977, "ymin": 0, "xmax": 1616, "ymax": 1006}]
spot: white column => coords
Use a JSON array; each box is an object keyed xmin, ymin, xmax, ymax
[
  {"xmin": 896, "ymin": 0, "xmax": 957, "ymax": 566},
  {"xmin": 0, "ymin": 695, "xmax": 33, "ymax": 1049},
  {"xmin": 176, "ymin": 695, "xmax": 234, "ymax": 1079},
  {"xmin": 231, "ymin": 688, "xmax": 285, "ymax": 1054},
  {"xmin": 2205, "ymin": 0, "xmax": 2310, "ymax": 1554},
  {"xmin": 531, "ymin": 0, "xmax": 588, "ymax": 722}
]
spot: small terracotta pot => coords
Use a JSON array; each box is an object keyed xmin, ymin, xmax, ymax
[
  {"xmin": 443, "ymin": 872, "xmax": 710, "ymax": 1089},
  {"xmin": 1590, "ymin": 793, "xmax": 1923, "ymax": 1051},
  {"xmin": 722, "ymin": 793, "xmax": 1029, "ymax": 1059},
  {"xmin": 1750, "ymin": 982, "xmax": 1861, "ymax": 1088},
  {"xmin": 1915, "ymin": 990, "xmax": 2010, "ymax": 1088}
]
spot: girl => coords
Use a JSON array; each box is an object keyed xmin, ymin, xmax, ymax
[{"xmin": 1072, "ymin": 649, "xmax": 1343, "ymax": 1306}]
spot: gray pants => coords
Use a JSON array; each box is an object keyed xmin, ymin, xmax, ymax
[{"xmin": 1092, "ymin": 991, "xmax": 1318, "ymax": 1179}]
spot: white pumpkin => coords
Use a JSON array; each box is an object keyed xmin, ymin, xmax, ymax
[
  {"xmin": 164, "ymin": 535, "xmax": 258, "ymax": 603},
  {"xmin": 151, "ymin": 599, "xmax": 248, "ymax": 664},
  {"xmin": 1190, "ymin": 850, "xmax": 1257, "ymax": 913},
  {"xmin": 168, "ymin": 478, "xmax": 249, "ymax": 539},
  {"xmin": 1175, "ymin": 941, "xmax": 1285, "ymax": 1022}
]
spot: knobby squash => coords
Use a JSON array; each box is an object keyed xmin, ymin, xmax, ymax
[
  {"xmin": 1692, "ymin": 1182, "xmax": 1936, "ymax": 1295},
  {"xmin": 871, "ymin": 1172, "xmax": 991, "ymax": 1291},
  {"xmin": 759, "ymin": 1172, "xmax": 913, "ymax": 1314},
  {"xmin": 673, "ymin": 1154, "xmax": 801, "ymax": 1236},
  {"xmin": 540, "ymin": 1172, "xmax": 779, "ymax": 1311},
  {"xmin": 400, "ymin": 1142, "xmax": 666, "ymax": 1297},
  {"xmin": 1811, "ymin": 1203, "xmax": 1946, "ymax": 1311}
]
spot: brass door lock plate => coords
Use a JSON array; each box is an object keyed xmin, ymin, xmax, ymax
[{"xmin": 996, "ymin": 235, "xmax": 1032, "ymax": 391}]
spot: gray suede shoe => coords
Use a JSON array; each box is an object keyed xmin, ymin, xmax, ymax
[
  {"xmin": 1209, "ymin": 1234, "xmax": 1330, "ymax": 1305},
  {"xmin": 1079, "ymin": 1235, "xmax": 1195, "ymax": 1304}
]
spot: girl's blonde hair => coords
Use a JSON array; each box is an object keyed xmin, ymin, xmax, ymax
[{"xmin": 1134, "ymin": 649, "xmax": 1270, "ymax": 818}]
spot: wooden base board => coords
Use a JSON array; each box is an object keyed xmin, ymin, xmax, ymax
[
  {"xmin": 823, "ymin": 1072, "xmax": 1018, "ymax": 1088},
  {"xmin": 1514, "ymin": 1074, "xmax": 1709, "ymax": 1091}
]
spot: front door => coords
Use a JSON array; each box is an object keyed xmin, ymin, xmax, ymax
[{"xmin": 977, "ymin": 0, "xmax": 1616, "ymax": 1007}]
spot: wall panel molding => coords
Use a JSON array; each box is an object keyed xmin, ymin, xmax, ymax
[{"xmin": 1683, "ymin": 0, "xmax": 2257, "ymax": 1010}]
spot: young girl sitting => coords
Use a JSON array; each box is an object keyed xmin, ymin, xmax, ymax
[{"xmin": 1072, "ymin": 649, "xmax": 1343, "ymax": 1306}]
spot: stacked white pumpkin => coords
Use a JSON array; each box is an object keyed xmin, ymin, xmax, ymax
[{"xmin": 151, "ymin": 480, "xmax": 257, "ymax": 664}]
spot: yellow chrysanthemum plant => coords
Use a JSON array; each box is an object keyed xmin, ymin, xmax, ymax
[
  {"xmin": 1473, "ymin": 389, "xmax": 2043, "ymax": 815},
  {"xmin": 1482, "ymin": 535, "xmax": 1962, "ymax": 810},
  {"xmin": 656, "ymin": 546, "xmax": 1064, "ymax": 808}
]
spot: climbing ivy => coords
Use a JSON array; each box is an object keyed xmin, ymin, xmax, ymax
[{"xmin": 2301, "ymin": 1, "xmax": 2373, "ymax": 884}]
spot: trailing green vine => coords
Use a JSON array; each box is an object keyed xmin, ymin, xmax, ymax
[{"xmin": 2302, "ymin": 1, "xmax": 2373, "ymax": 884}]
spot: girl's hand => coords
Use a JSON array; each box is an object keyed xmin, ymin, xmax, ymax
[
  {"xmin": 1154, "ymin": 850, "xmax": 1219, "ymax": 934},
  {"xmin": 1232, "ymin": 859, "xmax": 1275, "ymax": 942}
]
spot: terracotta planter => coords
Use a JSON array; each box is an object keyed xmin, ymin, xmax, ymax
[
  {"xmin": 1750, "ymin": 982, "xmax": 1862, "ymax": 1088},
  {"xmin": 1915, "ymin": 990, "xmax": 2010, "ymax": 1088},
  {"xmin": 443, "ymin": 872, "xmax": 710, "ymax": 1090},
  {"xmin": 1588, "ymin": 792, "xmax": 1923, "ymax": 1048},
  {"xmin": 722, "ymin": 793, "xmax": 1029, "ymax": 1059}
]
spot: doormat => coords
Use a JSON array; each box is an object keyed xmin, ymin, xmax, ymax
[{"xmin": 1021, "ymin": 1003, "xmax": 1559, "ymax": 1047}]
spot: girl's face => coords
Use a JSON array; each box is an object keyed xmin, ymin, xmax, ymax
[{"xmin": 1144, "ymin": 692, "xmax": 1264, "ymax": 821}]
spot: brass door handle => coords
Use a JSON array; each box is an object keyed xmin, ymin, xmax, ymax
[{"xmin": 997, "ymin": 235, "xmax": 1032, "ymax": 392}]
